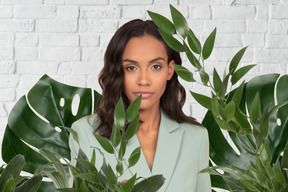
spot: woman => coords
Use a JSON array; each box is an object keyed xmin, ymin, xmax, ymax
[{"xmin": 69, "ymin": 19, "xmax": 211, "ymax": 191}]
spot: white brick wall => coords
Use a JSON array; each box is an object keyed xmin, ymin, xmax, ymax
[{"xmin": 0, "ymin": 1, "xmax": 287, "ymax": 191}]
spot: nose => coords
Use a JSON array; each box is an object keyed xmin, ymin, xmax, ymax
[{"xmin": 137, "ymin": 69, "xmax": 151, "ymax": 86}]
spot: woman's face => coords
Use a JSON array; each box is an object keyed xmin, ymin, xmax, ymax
[{"xmin": 122, "ymin": 35, "xmax": 174, "ymax": 111}]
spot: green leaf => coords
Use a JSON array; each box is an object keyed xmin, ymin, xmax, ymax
[
  {"xmin": 74, "ymin": 173, "xmax": 98, "ymax": 183},
  {"xmin": 213, "ymin": 68, "xmax": 223, "ymax": 95},
  {"xmin": 231, "ymin": 65, "xmax": 256, "ymax": 85},
  {"xmin": 170, "ymin": 4, "xmax": 189, "ymax": 38},
  {"xmin": 190, "ymin": 91, "xmax": 212, "ymax": 110},
  {"xmin": 118, "ymin": 140, "xmax": 127, "ymax": 160},
  {"xmin": 107, "ymin": 165, "xmax": 117, "ymax": 185},
  {"xmin": 202, "ymin": 28, "xmax": 216, "ymax": 60},
  {"xmin": 273, "ymin": 162, "xmax": 286, "ymax": 187},
  {"xmin": 249, "ymin": 166, "xmax": 269, "ymax": 189},
  {"xmin": 126, "ymin": 95, "xmax": 141, "ymax": 123},
  {"xmin": 131, "ymin": 175, "xmax": 165, "ymax": 192},
  {"xmin": 174, "ymin": 64, "xmax": 195, "ymax": 82},
  {"xmin": 259, "ymin": 142, "xmax": 272, "ymax": 166},
  {"xmin": 183, "ymin": 41, "xmax": 201, "ymax": 69},
  {"xmin": 187, "ymin": 29, "xmax": 201, "ymax": 54},
  {"xmin": 199, "ymin": 69, "xmax": 209, "ymax": 85},
  {"xmin": 249, "ymin": 93, "xmax": 260, "ymax": 125},
  {"xmin": 15, "ymin": 174, "xmax": 42, "ymax": 192},
  {"xmin": 124, "ymin": 115, "xmax": 139, "ymax": 140},
  {"xmin": 91, "ymin": 149, "xmax": 96, "ymax": 166},
  {"xmin": 147, "ymin": 11, "xmax": 176, "ymax": 34},
  {"xmin": 256, "ymin": 106, "xmax": 270, "ymax": 149},
  {"xmin": 94, "ymin": 133, "xmax": 114, "ymax": 154},
  {"xmin": 122, "ymin": 174, "xmax": 137, "ymax": 192},
  {"xmin": 116, "ymin": 160, "xmax": 124, "ymax": 175},
  {"xmin": 0, "ymin": 154, "xmax": 25, "ymax": 192},
  {"xmin": 223, "ymin": 101, "xmax": 236, "ymax": 122},
  {"xmin": 74, "ymin": 158, "xmax": 98, "ymax": 173},
  {"xmin": 229, "ymin": 47, "xmax": 248, "ymax": 74},
  {"xmin": 159, "ymin": 30, "xmax": 185, "ymax": 52},
  {"xmin": 128, "ymin": 147, "xmax": 141, "ymax": 168},
  {"xmin": 232, "ymin": 82, "xmax": 245, "ymax": 106},
  {"xmin": 111, "ymin": 124, "xmax": 121, "ymax": 147},
  {"xmin": 114, "ymin": 97, "xmax": 126, "ymax": 130}
]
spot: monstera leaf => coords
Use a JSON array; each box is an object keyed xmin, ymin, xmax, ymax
[
  {"xmin": 202, "ymin": 73, "xmax": 288, "ymax": 190},
  {"xmin": 1, "ymin": 74, "xmax": 101, "ymax": 190}
]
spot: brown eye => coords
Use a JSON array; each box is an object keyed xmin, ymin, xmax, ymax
[
  {"xmin": 152, "ymin": 65, "xmax": 162, "ymax": 70},
  {"xmin": 126, "ymin": 66, "xmax": 136, "ymax": 71}
]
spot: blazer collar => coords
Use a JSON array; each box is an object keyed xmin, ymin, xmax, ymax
[{"xmin": 124, "ymin": 110, "xmax": 184, "ymax": 191}]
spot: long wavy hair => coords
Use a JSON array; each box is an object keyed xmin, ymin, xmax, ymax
[{"xmin": 95, "ymin": 19, "xmax": 202, "ymax": 139}]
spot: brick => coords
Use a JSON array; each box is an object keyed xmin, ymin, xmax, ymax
[
  {"xmin": 0, "ymin": 61, "xmax": 15, "ymax": 73},
  {"xmin": 66, "ymin": 0, "xmax": 108, "ymax": 4},
  {"xmin": 18, "ymin": 75, "xmax": 42, "ymax": 90},
  {"xmin": 271, "ymin": 5, "xmax": 288, "ymax": 19},
  {"xmin": 147, "ymin": 5, "xmax": 188, "ymax": 19},
  {"xmin": 64, "ymin": 75, "xmax": 86, "ymax": 87},
  {"xmin": 259, "ymin": 63, "xmax": 286, "ymax": 75},
  {"xmin": 0, "ymin": 75, "xmax": 19, "ymax": 88},
  {"xmin": 39, "ymin": 33, "xmax": 79, "ymax": 47},
  {"xmin": 256, "ymin": 5, "xmax": 268, "ymax": 19},
  {"xmin": 185, "ymin": 19, "xmax": 204, "ymax": 34},
  {"xmin": 4, "ymin": 102, "xmax": 14, "ymax": 115},
  {"xmin": 87, "ymin": 75, "xmax": 102, "ymax": 92},
  {"xmin": 0, "ymin": 88, "xmax": 15, "ymax": 101},
  {"xmin": 247, "ymin": 20, "xmax": 267, "ymax": 33},
  {"xmin": 17, "ymin": 61, "xmax": 59, "ymax": 74},
  {"xmin": 111, "ymin": 0, "xmax": 153, "ymax": 4},
  {"xmin": 57, "ymin": 5, "xmax": 79, "ymax": 18},
  {"xmin": 81, "ymin": 47, "xmax": 103, "ymax": 61},
  {"xmin": 122, "ymin": 6, "xmax": 146, "ymax": 19},
  {"xmin": 36, "ymin": 18, "xmax": 77, "ymax": 32},
  {"xmin": 72, "ymin": 62, "xmax": 100, "ymax": 74},
  {"xmin": 212, "ymin": 33, "xmax": 243, "ymax": 48},
  {"xmin": 80, "ymin": 33, "xmax": 99, "ymax": 46},
  {"xmin": 40, "ymin": 47, "xmax": 80, "ymax": 61},
  {"xmin": 0, "ymin": 119, "xmax": 7, "ymax": 132},
  {"xmin": 266, "ymin": 35, "xmax": 288, "ymax": 49},
  {"xmin": 99, "ymin": 33, "xmax": 115, "ymax": 47},
  {"xmin": 44, "ymin": 0, "xmax": 65, "ymax": 4},
  {"xmin": 0, "ymin": 47, "xmax": 13, "ymax": 60},
  {"xmin": 79, "ymin": 19, "xmax": 118, "ymax": 32},
  {"xmin": 182, "ymin": 0, "xmax": 222, "ymax": 5},
  {"xmin": 234, "ymin": 0, "xmax": 278, "ymax": 5},
  {"xmin": 14, "ymin": 6, "xmax": 57, "ymax": 18},
  {"xmin": 255, "ymin": 49, "xmax": 288, "ymax": 63},
  {"xmin": 210, "ymin": 47, "xmax": 253, "ymax": 62},
  {"xmin": 154, "ymin": 0, "xmax": 177, "ymax": 4},
  {"xmin": 58, "ymin": 62, "xmax": 72, "ymax": 74},
  {"xmin": 269, "ymin": 19, "xmax": 288, "ymax": 34},
  {"xmin": 15, "ymin": 47, "xmax": 38, "ymax": 60},
  {"xmin": 0, "ymin": 19, "xmax": 34, "ymax": 32},
  {"xmin": 212, "ymin": 6, "xmax": 255, "ymax": 20},
  {"xmin": 0, "ymin": 103, "xmax": 7, "ymax": 117},
  {"xmin": 242, "ymin": 34, "xmax": 265, "ymax": 48},
  {"xmin": 1, "ymin": 0, "xmax": 42, "ymax": 4},
  {"xmin": 80, "ymin": 6, "xmax": 121, "ymax": 19},
  {"xmin": 205, "ymin": 20, "xmax": 246, "ymax": 33},
  {"xmin": 0, "ymin": 33, "xmax": 14, "ymax": 46},
  {"xmin": 15, "ymin": 33, "xmax": 38, "ymax": 47},
  {"xmin": 191, "ymin": 5, "xmax": 211, "ymax": 19},
  {"xmin": 0, "ymin": 6, "xmax": 13, "ymax": 18}
]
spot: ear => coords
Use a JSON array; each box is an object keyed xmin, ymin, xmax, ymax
[{"xmin": 167, "ymin": 60, "xmax": 175, "ymax": 80}]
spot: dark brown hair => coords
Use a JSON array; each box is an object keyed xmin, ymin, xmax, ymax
[{"xmin": 95, "ymin": 19, "xmax": 201, "ymax": 139}]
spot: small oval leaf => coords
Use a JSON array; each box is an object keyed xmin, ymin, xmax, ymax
[
  {"xmin": 147, "ymin": 11, "xmax": 176, "ymax": 34},
  {"xmin": 202, "ymin": 28, "xmax": 217, "ymax": 60},
  {"xmin": 174, "ymin": 64, "xmax": 195, "ymax": 82},
  {"xmin": 170, "ymin": 4, "xmax": 190, "ymax": 38},
  {"xmin": 93, "ymin": 133, "xmax": 114, "ymax": 154},
  {"xmin": 159, "ymin": 30, "xmax": 185, "ymax": 52},
  {"xmin": 128, "ymin": 147, "xmax": 141, "ymax": 168}
]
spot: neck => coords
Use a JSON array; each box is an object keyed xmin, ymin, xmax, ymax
[{"xmin": 138, "ymin": 107, "xmax": 161, "ymax": 134}]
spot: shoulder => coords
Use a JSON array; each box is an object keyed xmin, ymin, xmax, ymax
[{"xmin": 179, "ymin": 121, "xmax": 208, "ymax": 137}]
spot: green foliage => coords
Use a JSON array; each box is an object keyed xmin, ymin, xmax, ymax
[
  {"xmin": 149, "ymin": 5, "xmax": 288, "ymax": 192},
  {"xmin": 0, "ymin": 155, "xmax": 42, "ymax": 192}
]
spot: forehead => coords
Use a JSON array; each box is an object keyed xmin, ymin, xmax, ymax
[{"xmin": 122, "ymin": 35, "xmax": 168, "ymax": 60}]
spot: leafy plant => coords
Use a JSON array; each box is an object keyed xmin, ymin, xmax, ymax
[
  {"xmin": 37, "ymin": 96, "xmax": 165, "ymax": 192},
  {"xmin": 1, "ymin": 74, "xmax": 101, "ymax": 190},
  {"xmin": 1, "ymin": 75, "xmax": 165, "ymax": 191},
  {"xmin": 149, "ymin": 5, "xmax": 288, "ymax": 192},
  {"xmin": 0, "ymin": 154, "xmax": 42, "ymax": 192}
]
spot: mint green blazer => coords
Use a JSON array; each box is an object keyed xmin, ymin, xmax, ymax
[{"xmin": 69, "ymin": 111, "xmax": 211, "ymax": 192}]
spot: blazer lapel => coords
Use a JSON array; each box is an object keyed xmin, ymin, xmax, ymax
[
  {"xmin": 152, "ymin": 111, "xmax": 184, "ymax": 191},
  {"xmin": 123, "ymin": 110, "xmax": 184, "ymax": 191}
]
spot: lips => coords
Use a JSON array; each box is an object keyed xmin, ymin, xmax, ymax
[{"xmin": 134, "ymin": 91, "xmax": 154, "ymax": 99}]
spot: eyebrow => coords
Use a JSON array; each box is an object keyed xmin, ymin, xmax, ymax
[{"xmin": 122, "ymin": 57, "xmax": 166, "ymax": 64}]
